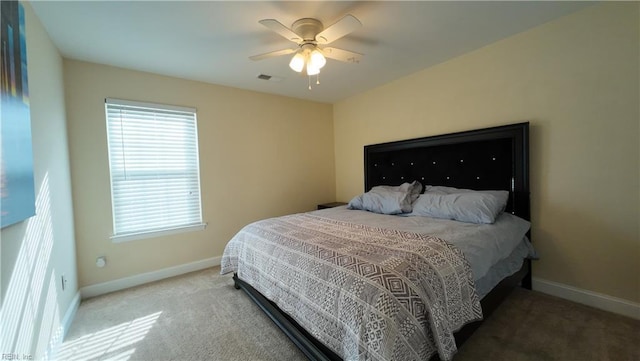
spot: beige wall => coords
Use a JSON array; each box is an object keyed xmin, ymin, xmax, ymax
[
  {"xmin": 334, "ymin": 3, "xmax": 639, "ymax": 303},
  {"xmin": 1, "ymin": 2, "xmax": 77, "ymax": 358},
  {"xmin": 63, "ymin": 61, "xmax": 335, "ymax": 288}
]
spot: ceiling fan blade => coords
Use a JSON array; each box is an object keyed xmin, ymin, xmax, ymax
[
  {"xmin": 249, "ymin": 48, "xmax": 296, "ymax": 61},
  {"xmin": 322, "ymin": 47, "xmax": 363, "ymax": 64},
  {"xmin": 315, "ymin": 14, "xmax": 362, "ymax": 44},
  {"xmin": 258, "ymin": 19, "xmax": 302, "ymax": 43}
]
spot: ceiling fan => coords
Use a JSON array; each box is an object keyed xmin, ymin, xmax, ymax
[{"xmin": 250, "ymin": 14, "xmax": 364, "ymax": 88}]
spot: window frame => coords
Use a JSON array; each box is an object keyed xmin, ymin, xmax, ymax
[{"xmin": 105, "ymin": 98, "xmax": 206, "ymax": 243}]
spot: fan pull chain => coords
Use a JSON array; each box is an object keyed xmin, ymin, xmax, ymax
[{"xmin": 308, "ymin": 73, "xmax": 321, "ymax": 90}]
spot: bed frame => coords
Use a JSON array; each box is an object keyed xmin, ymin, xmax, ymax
[{"xmin": 233, "ymin": 122, "xmax": 531, "ymax": 361}]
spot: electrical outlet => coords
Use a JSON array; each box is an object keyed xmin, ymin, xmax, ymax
[
  {"xmin": 96, "ymin": 256, "xmax": 106, "ymax": 268},
  {"xmin": 61, "ymin": 274, "xmax": 68, "ymax": 291}
]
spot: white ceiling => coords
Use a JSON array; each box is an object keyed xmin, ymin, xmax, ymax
[{"xmin": 31, "ymin": 1, "xmax": 592, "ymax": 104}]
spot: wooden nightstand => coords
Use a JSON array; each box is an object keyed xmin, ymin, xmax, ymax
[{"xmin": 317, "ymin": 202, "xmax": 347, "ymax": 210}]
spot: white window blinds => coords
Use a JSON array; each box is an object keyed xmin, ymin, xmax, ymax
[{"xmin": 105, "ymin": 98, "xmax": 204, "ymax": 241}]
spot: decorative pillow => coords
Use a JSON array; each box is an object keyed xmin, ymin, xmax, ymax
[
  {"xmin": 409, "ymin": 191, "xmax": 507, "ymax": 224},
  {"xmin": 348, "ymin": 181, "xmax": 422, "ymax": 214}
]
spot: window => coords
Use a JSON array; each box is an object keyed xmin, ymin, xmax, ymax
[{"xmin": 105, "ymin": 98, "xmax": 204, "ymax": 242}]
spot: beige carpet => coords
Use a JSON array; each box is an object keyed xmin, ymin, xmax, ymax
[{"xmin": 59, "ymin": 268, "xmax": 639, "ymax": 361}]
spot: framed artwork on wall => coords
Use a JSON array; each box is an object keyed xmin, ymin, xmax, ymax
[{"xmin": 1, "ymin": 1, "xmax": 36, "ymax": 228}]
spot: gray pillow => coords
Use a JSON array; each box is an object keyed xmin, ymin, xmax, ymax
[
  {"xmin": 371, "ymin": 180, "xmax": 423, "ymax": 202},
  {"xmin": 347, "ymin": 193, "xmax": 365, "ymax": 210},
  {"xmin": 425, "ymin": 185, "xmax": 508, "ymax": 213},
  {"xmin": 362, "ymin": 188, "xmax": 413, "ymax": 214},
  {"xmin": 409, "ymin": 192, "xmax": 506, "ymax": 224},
  {"xmin": 348, "ymin": 181, "xmax": 422, "ymax": 214}
]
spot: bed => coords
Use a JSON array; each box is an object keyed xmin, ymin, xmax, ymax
[{"xmin": 221, "ymin": 122, "xmax": 532, "ymax": 361}]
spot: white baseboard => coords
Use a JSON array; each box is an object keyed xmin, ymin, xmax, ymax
[
  {"xmin": 45, "ymin": 291, "xmax": 80, "ymax": 361},
  {"xmin": 61, "ymin": 292, "xmax": 81, "ymax": 338},
  {"xmin": 80, "ymin": 257, "xmax": 221, "ymax": 299},
  {"xmin": 532, "ymin": 277, "xmax": 640, "ymax": 320}
]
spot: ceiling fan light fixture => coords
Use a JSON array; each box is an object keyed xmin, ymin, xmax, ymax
[
  {"xmin": 309, "ymin": 49, "xmax": 326, "ymax": 69},
  {"xmin": 289, "ymin": 52, "xmax": 305, "ymax": 72},
  {"xmin": 306, "ymin": 63, "xmax": 320, "ymax": 76}
]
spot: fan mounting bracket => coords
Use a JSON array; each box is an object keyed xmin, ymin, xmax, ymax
[{"xmin": 291, "ymin": 18, "xmax": 324, "ymax": 42}]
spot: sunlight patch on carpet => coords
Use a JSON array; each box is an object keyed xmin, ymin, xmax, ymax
[{"xmin": 57, "ymin": 311, "xmax": 161, "ymax": 360}]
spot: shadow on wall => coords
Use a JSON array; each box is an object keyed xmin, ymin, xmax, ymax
[{"xmin": 1, "ymin": 173, "xmax": 62, "ymax": 360}]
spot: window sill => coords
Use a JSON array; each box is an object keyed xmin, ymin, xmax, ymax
[{"xmin": 111, "ymin": 223, "xmax": 207, "ymax": 243}]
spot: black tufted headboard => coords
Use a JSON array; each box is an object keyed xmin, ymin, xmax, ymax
[{"xmin": 364, "ymin": 122, "xmax": 530, "ymax": 220}]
